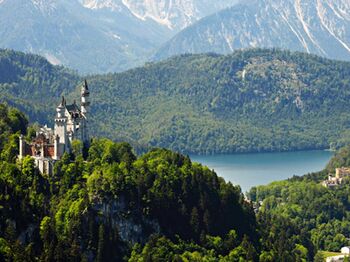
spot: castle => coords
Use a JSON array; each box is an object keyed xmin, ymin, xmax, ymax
[
  {"xmin": 323, "ymin": 167, "xmax": 350, "ymax": 188},
  {"xmin": 18, "ymin": 80, "xmax": 90, "ymax": 174}
]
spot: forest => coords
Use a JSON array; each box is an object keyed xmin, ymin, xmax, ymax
[
  {"xmin": 1, "ymin": 48, "xmax": 350, "ymax": 154},
  {"xmin": 249, "ymin": 145, "xmax": 350, "ymax": 260},
  {"xmin": 0, "ymin": 103, "xmax": 326, "ymax": 261}
]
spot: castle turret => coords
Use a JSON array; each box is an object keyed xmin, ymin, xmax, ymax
[
  {"xmin": 80, "ymin": 80, "xmax": 90, "ymax": 145},
  {"xmin": 81, "ymin": 80, "xmax": 90, "ymax": 116},
  {"xmin": 18, "ymin": 81, "xmax": 93, "ymax": 176},
  {"xmin": 56, "ymin": 96, "xmax": 65, "ymax": 118},
  {"xmin": 19, "ymin": 134, "xmax": 25, "ymax": 159},
  {"xmin": 55, "ymin": 96, "xmax": 68, "ymax": 151},
  {"xmin": 54, "ymin": 135, "xmax": 60, "ymax": 160}
]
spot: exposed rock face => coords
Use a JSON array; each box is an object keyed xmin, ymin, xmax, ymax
[
  {"xmin": 154, "ymin": 0, "xmax": 350, "ymax": 62},
  {"xmin": 91, "ymin": 196, "xmax": 160, "ymax": 243},
  {"xmin": 81, "ymin": 0, "xmax": 236, "ymax": 30}
]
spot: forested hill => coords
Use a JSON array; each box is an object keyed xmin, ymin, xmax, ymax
[
  {"xmin": 0, "ymin": 104, "xmax": 258, "ymax": 261},
  {"xmin": 0, "ymin": 104, "xmax": 322, "ymax": 260},
  {"xmin": 248, "ymin": 145, "xmax": 350, "ymax": 259},
  {"xmin": 2, "ymin": 48, "xmax": 350, "ymax": 154},
  {"xmin": 0, "ymin": 49, "xmax": 80, "ymax": 123}
]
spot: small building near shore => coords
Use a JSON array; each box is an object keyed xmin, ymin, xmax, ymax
[
  {"xmin": 326, "ymin": 255, "xmax": 345, "ymax": 262},
  {"xmin": 341, "ymin": 246, "xmax": 350, "ymax": 254},
  {"xmin": 323, "ymin": 167, "xmax": 350, "ymax": 188}
]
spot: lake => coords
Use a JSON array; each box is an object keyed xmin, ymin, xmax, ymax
[{"xmin": 190, "ymin": 150, "xmax": 333, "ymax": 193}]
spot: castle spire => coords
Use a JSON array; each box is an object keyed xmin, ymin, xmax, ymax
[
  {"xmin": 59, "ymin": 96, "xmax": 65, "ymax": 107},
  {"xmin": 55, "ymin": 96, "xmax": 68, "ymax": 155},
  {"xmin": 80, "ymin": 80, "xmax": 90, "ymax": 146},
  {"xmin": 84, "ymin": 79, "xmax": 89, "ymax": 90},
  {"xmin": 56, "ymin": 96, "xmax": 66, "ymax": 118},
  {"xmin": 81, "ymin": 80, "xmax": 90, "ymax": 115}
]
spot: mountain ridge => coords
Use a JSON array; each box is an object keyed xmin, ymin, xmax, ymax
[
  {"xmin": 1, "ymin": 48, "xmax": 350, "ymax": 154},
  {"xmin": 0, "ymin": 0, "xmax": 237, "ymax": 73},
  {"xmin": 154, "ymin": 0, "xmax": 350, "ymax": 62},
  {"xmin": 0, "ymin": 0, "xmax": 167, "ymax": 73},
  {"xmin": 80, "ymin": 0, "xmax": 237, "ymax": 30}
]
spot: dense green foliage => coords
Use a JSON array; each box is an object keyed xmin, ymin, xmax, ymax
[
  {"xmin": 0, "ymin": 49, "xmax": 80, "ymax": 123},
  {"xmin": 4, "ymin": 104, "xmax": 350, "ymax": 261},
  {"xmin": 0, "ymin": 104, "xmax": 260, "ymax": 261},
  {"xmin": 249, "ymin": 145, "xmax": 350, "ymax": 257},
  {"xmin": 1, "ymin": 48, "xmax": 350, "ymax": 154},
  {"xmin": 0, "ymin": 104, "xmax": 28, "ymax": 162}
]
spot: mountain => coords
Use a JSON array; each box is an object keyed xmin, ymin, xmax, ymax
[
  {"xmin": 0, "ymin": 0, "xmax": 172, "ymax": 73},
  {"xmin": 81, "ymin": 0, "xmax": 237, "ymax": 30},
  {"xmin": 0, "ymin": 0, "xmax": 236, "ymax": 73},
  {"xmin": 2, "ymin": 48, "xmax": 350, "ymax": 154},
  {"xmin": 154, "ymin": 0, "xmax": 350, "ymax": 62}
]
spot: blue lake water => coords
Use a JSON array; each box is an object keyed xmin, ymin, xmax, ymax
[{"xmin": 190, "ymin": 150, "xmax": 333, "ymax": 193}]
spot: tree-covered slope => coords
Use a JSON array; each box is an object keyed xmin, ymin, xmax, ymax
[
  {"xmin": 2, "ymin": 48, "xmax": 350, "ymax": 154},
  {"xmin": 0, "ymin": 49, "xmax": 80, "ymax": 124},
  {"xmin": 0, "ymin": 104, "xmax": 260, "ymax": 261},
  {"xmin": 248, "ymin": 145, "xmax": 350, "ymax": 258},
  {"xmin": 0, "ymin": 104, "xmax": 324, "ymax": 261},
  {"xmin": 5, "ymin": 104, "xmax": 346, "ymax": 261}
]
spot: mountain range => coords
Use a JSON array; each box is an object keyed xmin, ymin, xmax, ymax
[
  {"xmin": 2, "ymin": 0, "xmax": 350, "ymax": 73},
  {"xmin": 81, "ymin": 0, "xmax": 236, "ymax": 31},
  {"xmin": 2, "ymin": 48, "xmax": 350, "ymax": 154},
  {"xmin": 0, "ymin": 0, "xmax": 235, "ymax": 73},
  {"xmin": 154, "ymin": 0, "xmax": 350, "ymax": 62}
]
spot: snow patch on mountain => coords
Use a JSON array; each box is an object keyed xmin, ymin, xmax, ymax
[
  {"xmin": 317, "ymin": 0, "xmax": 350, "ymax": 53},
  {"xmin": 31, "ymin": 0, "xmax": 57, "ymax": 13},
  {"xmin": 295, "ymin": 0, "xmax": 326, "ymax": 55},
  {"xmin": 154, "ymin": 0, "xmax": 350, "ymax": 62},
  {"xmin": 80, "ymin": 0, "xmax": 122, "ymax": 11},
  {"xmin": 112, "ymin": 33, "xmax": 121, "ymax": 40},
  {"xmin": 80, "ymin": 0, "xmax": 236, "ymax": 30},
  {"xmin": 44, "ymin": 53, "xmax": 62, "ymax": 66},
  {"xmin": 122, "ymin": 0, "xmax": 196, "ymax": 29}
]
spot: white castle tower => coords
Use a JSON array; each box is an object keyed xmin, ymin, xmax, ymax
[
  {"xmin": 54, "ymin": 96, "xmax": 68, "ymax": 157},
  {"xmin": 80, "ymin": 79, "xmax": 90, "ymax": 145},
  {"xmin": 18, "ymin": 80, "xmax": 91, "ymax": 174},
  {"xmin": 53, "ymin": 80, "xmax": 91, "ymax": 157}
]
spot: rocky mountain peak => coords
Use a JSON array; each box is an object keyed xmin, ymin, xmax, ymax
[
  {"xmin": 80, "ymin": 0, "xmax": 123, "ymax": 11},
  {"xmin": 154, "ymin": 0, "xmax": 350, "ymax": 62},
  {"xmin": 80, "ymin": 0, "xmax": 236, "ymax": 30}
]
